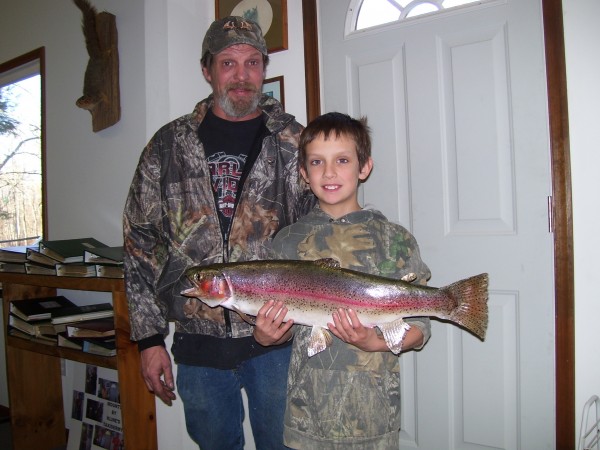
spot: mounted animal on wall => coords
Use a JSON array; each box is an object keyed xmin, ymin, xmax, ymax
[{"xmin": 72, "ymin": 0, "xmax": 120, "ymax": 132}]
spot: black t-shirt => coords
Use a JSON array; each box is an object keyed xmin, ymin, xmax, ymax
[{"xmin": 199, "ymin": 109, "xmax": 266, "ymax": 237}]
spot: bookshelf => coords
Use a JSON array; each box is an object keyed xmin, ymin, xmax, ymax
[{"xmin": 0, "ymin": 273, "xmax": 157, "ymax": 450}]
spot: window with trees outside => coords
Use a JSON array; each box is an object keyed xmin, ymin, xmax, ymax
[
  {"xmin": 354, "ymin": 0, "xmax": 486, "ymax": 30},
  {"xmin": 0, "ymin": 48, "xmax": 46, "ymax": 248}
]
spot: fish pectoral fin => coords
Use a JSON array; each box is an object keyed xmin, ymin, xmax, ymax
[
  {"xmin": 379, "ymin": 319, "xmax": 411, "ymax": 355},
  {"xmin": 231, "ymin": 306, "xmax": 256, "ymax": 325},
  {"xmin": 307, "ymin": 327, "xmax": 333, "ymax": 357}
]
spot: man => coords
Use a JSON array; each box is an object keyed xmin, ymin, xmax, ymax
[{"xmin": 123, "ymin": 16, "xmax": 314, "ymax": 450}]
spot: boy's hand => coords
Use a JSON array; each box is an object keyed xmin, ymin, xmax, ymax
[
  {"xmin": 328, "ymin": 308, "xmax": 389, "ymax": 352},
  {"xmin": 254, "ymin": 300, "xmax": 294, "ymax": 346}
]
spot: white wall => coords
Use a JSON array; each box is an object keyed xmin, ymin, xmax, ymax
[
  {"xmin": 0, "ymin": 1, "xmax": 308, "ymax": 448},
  {"xmin": 563, "ymin": 0, "xmax": 600, "ymax": 444}
]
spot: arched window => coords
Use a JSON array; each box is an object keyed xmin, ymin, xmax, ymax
[{"xmin": 354, "ymin": 0, "xmax": 489, "ymax": 30}]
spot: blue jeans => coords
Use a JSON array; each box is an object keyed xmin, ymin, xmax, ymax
[{"xmin": 176, "ymin": 345, "xmax": 292, "ymax": 450}]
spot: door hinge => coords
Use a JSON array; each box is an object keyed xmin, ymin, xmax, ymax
[{"xmin": 548, "ymin": 195, "xmax": 554, "ymax": 233}]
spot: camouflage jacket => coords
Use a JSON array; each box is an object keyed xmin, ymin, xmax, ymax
[
  {"xmin": 123, "ymin": 95, "xmax": 314, "ymax": 342},
  {"xmin": 270, "ymin": 206, "xmax": 431, "ymax": 449}
]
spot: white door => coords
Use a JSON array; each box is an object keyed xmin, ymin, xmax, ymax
[{"xmin": 318, "ymin": 1, "xmax": 554, "ymax": 448}]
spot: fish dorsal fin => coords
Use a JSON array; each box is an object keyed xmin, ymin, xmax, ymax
[
  {"xmin": 313, "ymin": 258, "xmax": 341, "ymax": 270},
  {"xmin": 307, "ymin": 326, "xmax": 333, "ymax": 357},
  {"xmin": 401, "ymin": 272, "xmax": 417, "ymax": 283},
  {"xmin": 231, "ymin": 305, "xmax": 256, "ymax": 325}
]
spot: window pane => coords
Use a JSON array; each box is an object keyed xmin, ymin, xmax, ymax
[
  {"xmin": 356, "ymin": 0, "xmax": 401, "ymax": 30},
  {"xmin": 0, "ymin": 51, "xmax": 44, "ymax": 247},
  {"xmin": 406, "ymin": 3, "xmax": 440, "ymax": 18},
  {"xmin": 356, "ymin": 0, "xmax": 484, "ymax": 30}
]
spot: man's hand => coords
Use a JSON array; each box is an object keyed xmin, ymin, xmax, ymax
[
  {"xmin": 253, "ymin": 300, "xmax": 294, "ymax": 346},
  {"xmin": 140, "ymin": 345, "xmax": 176, "ymax": 406}
]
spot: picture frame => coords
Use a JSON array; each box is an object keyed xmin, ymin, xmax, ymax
[
  {"xmin": 262, "ymin": 76, "xmax": 284, "ymax": 108},
  {"xmin": 215, "ymin": 0, "xmax": 288, "ymax": 53}
]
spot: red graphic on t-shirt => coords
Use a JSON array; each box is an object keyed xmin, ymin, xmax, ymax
[{"xmin": 207, "ymin": 152, "xmax": 246, "ymax": 218}]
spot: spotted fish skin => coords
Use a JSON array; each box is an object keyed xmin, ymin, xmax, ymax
[{"xmin": 182, "ymin": 258, "xmax": 489, "ymax": 342}]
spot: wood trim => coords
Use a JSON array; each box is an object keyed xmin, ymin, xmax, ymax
[
  {"xmin": 302, "ymin": 0, "xmax": 575, "ymax": 446},
  {"xmin": 40, "ymin": 47, "xmax": 48, "ymax": 241},
  {"xmin": 541, "ymin": 0, "xmax": 574, "ymax": 448},
  {"xmin": 302, "ymin": 0, "xmax": 321, "ymax": 121}
]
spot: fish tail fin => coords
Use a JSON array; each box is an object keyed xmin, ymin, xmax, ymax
[{"xmin": 444, "ymin": 273, "xmax": 489, "ymax": 340}]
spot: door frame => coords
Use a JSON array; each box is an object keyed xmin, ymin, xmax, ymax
[{"xmin": 301, "ymin": 0, "xmax": 574, "ymax": 447}]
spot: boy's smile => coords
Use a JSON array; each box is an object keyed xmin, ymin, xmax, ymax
[{"xmin": 301, "ymin": 134, "xmax": 373, "ymax": 219}]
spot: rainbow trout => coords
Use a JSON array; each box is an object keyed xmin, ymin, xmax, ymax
[{"xmin": 182, "ymin": 258, "xmax": 488, "ymax": 356}]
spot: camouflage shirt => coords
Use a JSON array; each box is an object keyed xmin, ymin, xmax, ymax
[
  {"xmin": 270, "ymin": 206, "xmax": 431, "ymax": 449},
  {"xmin": 123, "ymin": 95, "xmax": 314, "ymax": 342}
]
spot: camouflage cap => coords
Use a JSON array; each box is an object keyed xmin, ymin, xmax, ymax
[{"xmin": 202, "ymin": 16, "xmax": 268, "ymax": 56}]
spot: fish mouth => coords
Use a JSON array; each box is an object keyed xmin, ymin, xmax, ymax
[
  {"xmin": 181, "ymin": 269, "xmax": 233, "ymax": 307},
  {"xmin": 181, "ymin": 286, "xmax": 200, "ymax": 297}
]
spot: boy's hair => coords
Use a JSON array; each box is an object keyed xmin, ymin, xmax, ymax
[{"xmin": 299, "ymin": 112, "xmax": 372, "ymax": 170}]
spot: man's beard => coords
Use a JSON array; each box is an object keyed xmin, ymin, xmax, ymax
[{"xmin": 217, "ymin": 82, "xmax": 262, "ymax": 118}]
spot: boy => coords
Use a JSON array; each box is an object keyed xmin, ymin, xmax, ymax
[{"xmin": 254, "ymin": 112, "xmax": 432, "ymax": 449}]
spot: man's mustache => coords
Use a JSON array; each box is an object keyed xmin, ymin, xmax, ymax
[{"xmin": 226, "ymin": 82, "xmax": 259, "ymax": 93}]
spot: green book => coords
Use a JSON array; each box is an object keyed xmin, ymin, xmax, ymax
[
  {"xmin": 38, "ymin": 237, "xmax": 108, "ymax": 263},
  {"xmin": 0, "ymin": 262, "xmax": 26, "ymax": 273},
  {"xmin": 9, "ymin": 314, "xmax": 66, "ymax": 337},
  {"xmin": 95, "ymin": 264, "xmax": 124, "ymax": 279},
  {"xmin": 83, "ymin": 245, "xmax": 124, "ymax": 265},
  {"xmin": 26, "ymin": 247, "xmax": 60, "ymax": 266},
  {"xmin": 56, "ymin": 263, "xmax": 97, "ymax": 277},
  {"xmin": 82, "ymin": 337, "xmax": 116, "ymax": 357}
]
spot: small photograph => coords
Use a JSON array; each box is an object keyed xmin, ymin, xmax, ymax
[
  {"xmin": 97, "ymin": 378, "xmax": 120, "ymax": 403},
  {"xmin": 71, "ymin": 390, "xmax": 85, "ymax": 421},
  {"xmin": 78, "ymin": 422, "xmax": 93, "ymax": 450},
  {"xmin": 85, "ymin": 365, "xmax": 97, "ymax": 395},
  {"xmin": 85, "ymin": 398, "xmax": 104, "ymax": 423},
  {"xmin": 93, "ymin": 425, "xmax": 124, "ymax": 450}
]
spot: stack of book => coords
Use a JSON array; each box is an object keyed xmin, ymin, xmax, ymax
[
  {"xmin": 8, "ymin": 295, "xmax": 74, "ymax": 345},
  {"xmin": 0, "ymin": 238, "xmax": 124, "ymax": 278},
  {"xmin": 83, "ymin": 245, "xmax": 124, "ymax": 278},
  {"xmin": 57, "ymin": 317, "xmax": 116, "ymax": 357},
  {"xmin": 7, "ymin": 295, "xmax": 116, "ymax": 356},
  {"xmin": 0, "ymin": 244, "xmax": 34, "ymax": 274}
]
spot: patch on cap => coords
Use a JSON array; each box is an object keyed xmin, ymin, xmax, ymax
[{"xmin": 202, "ymin": 16, "xmax": 268, "ymax": 56}]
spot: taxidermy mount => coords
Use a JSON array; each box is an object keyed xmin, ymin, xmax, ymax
[{"xmin": 73, "ymin": 0, "xmax": 120, "ymax": 132}]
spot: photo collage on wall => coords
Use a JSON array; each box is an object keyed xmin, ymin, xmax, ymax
[{"xmin": 67, "ymin": 364, "xmax": 124, "ymax": 450}]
